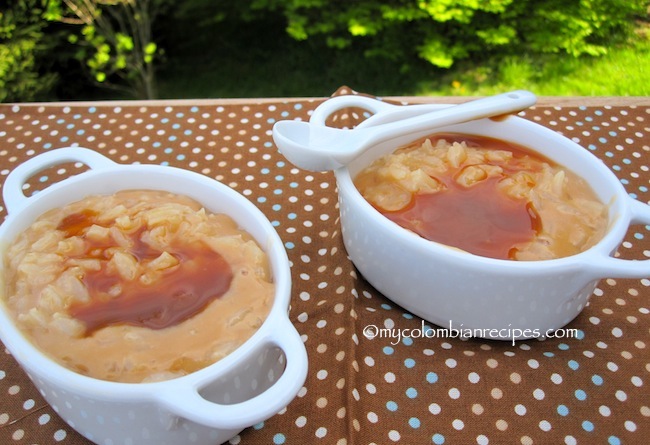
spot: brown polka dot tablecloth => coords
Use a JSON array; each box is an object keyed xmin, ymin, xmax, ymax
[{"xmin": 0, "ymin": 89, "xmax": 649, "ymax": 445}]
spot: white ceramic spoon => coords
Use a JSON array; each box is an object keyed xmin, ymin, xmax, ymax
[{"xmin": 272, "ymin": 90, "xmax": 537, "ymax": 171}]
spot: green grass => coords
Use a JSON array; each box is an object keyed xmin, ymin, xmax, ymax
[
  {"xmin": 416, "ymin": 39, "xmax": 650, "ymax": 97},
  {"xmin": 155, "ymin": 18, "xmax": 649, "ymax": 99}
]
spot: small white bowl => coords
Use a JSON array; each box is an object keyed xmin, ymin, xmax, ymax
[
  {"xmin": 307, "ymin": 98, "xmax": 650, "ymax": 340},
  {"xmin": 0, "ymin": 148, "xmax": 308, "ymax": 445}
]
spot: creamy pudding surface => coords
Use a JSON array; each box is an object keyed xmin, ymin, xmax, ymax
[
  {"xmin": 355, "ymin": 134, "xmax": 608, "ymax": 260},
  {"xmin": 2, "ymin": 190, "xmax": 274, "ymax": 383}
]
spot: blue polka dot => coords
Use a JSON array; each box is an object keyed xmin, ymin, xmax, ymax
[
  {"xmin": 273, "ymin": 433, "xmax": 286, "ymax": 444},
  {"xmin": 276, "ymin": 161, "xmax": 285, "ymax": 167},
  {"xmin": 272, "ymin": 204, "xmax": 281, "ymax": 211},
  {"xmin": 402, "ymin": 313, "xmax": 414, "ymax": 319},
  {"xmin": 169, "ymin": 136, "xmax": 177, "ymax": 141},
  {"xmin": 404, "ymin": 358, "xmax": 416, "ymax": 368},
  {"xmin": 190, "ymin": 106, "xmax": 199, "ymax": 112},
  {"xmin": 568, "ymin": 360, "xmax": 579, "ymax": 370},
  {"xmin": 184, "ymin": 130, "xmax": 192, "ymax": 135},
  {"xmin": 608, "ymin": 436, "xmax": 621, "ymax": 445},
  {"xmin": 88, "ymin": 107, "xmax": 96, "ymax": 113},
  {"xmin": 294, "ymin": 103, "xmax": 303, "ymax": 110},
  {"xmin": 409, "ymin": 417, "xmax": 421, "ymax": 428},
  {"xmin": 257, "ymin": 197, "xmax": 266, "ymax": 203},
  {"xmin": 558, "ymin": 343, "xmax": 569, "ymax": 350},
  {"xmin": 557, "ymin": 405, "xmax": 569, "ymax": 416},
  {"xmin": 289, "ymin": 182, "xmax": 299, "ymax": 188},
  {"xmin": 639, "ymin": 186, "xmax": 648, "ymax": 192},
  {"xmin": 284, "ymin": 242, "xmax": 295, "ymax": 249},
  {"xmin": 176, "ymin": 154, "xmax": 185, "ymax": 160},
  {"xmin": 386, "ymin": 401, "xmax": 398, "ymax": 411},
  {"xmin": 261, "ymin": 168, "xmax": 270, "ymax": 174},
  {"xmin": 267, "ymin": 118, "xmax": 276, "ymax": 124},
  {"xmin": 39, "ymin": 175, "xmax": 48, "ymax": 182},
  {"xmin": 402, "ymin": 337, "xmax": 413, "ymax": 346},
  {"xmin": 575, "ymin": 389, "xmax": 587, "ymax": 400},
  {"xmin": 161, "ymin": 118, "xmax": 169, "ymax": 123},
  {"xmin": 381, "ymin": 303, "xmax": 392, "ymax": 310},
  {"xmin": 576, "ymin": 330, "xmax": 585, "ymax": 340},
  {"xmin": 175, "ymin": 112, "xmax": 184, "ymax": 118},
  {"xmin": 60, "ymin": 136, "xmax": 69, "ymax": 142},
  {"xmin": 544, "ymin": 352, "xmax": 555, "ymax": 357},
  {"xmin": 253, "ymin": 421, "xmax": 264, "ymax": 430},
  {"xmin": 273, "ymin": 189, "xmax": 282, "ymax": 195},
  {"xmin": 43, "ymin": 143, "xmax": 52, "ymax": 149},
  {"xmin": 383, "ymin": 346, "xmax": 394, "ymax": 355},
  {"xmin": 172, "ymin": 123, "xmax": 180, "ymax": 129},
  {"xmin": 634, "ymin": 232, "xmax": 644, "ymax": 240},
  {"xmin": 406, "ymin": 387, "xmax": 418, "ymax": 398},
  {"xmin": 271, "ymin": 221, "xmax": 280, "ymax": 227},
  {"xmin": 76, "ymin": 129, "xmax": 84, "ymax": 135},
  {"xmin": 623, "ymin": 158, "xmax": 631, "ymax": 164},
  {"xmin": 582, "ymin": 420, "xmax": 594, "ymax": 432},
  {"xmin": 288, "ymin": 213, "xmax": 297, "ymax": 220},
  {"xmin": 426, "ymin": 372, "xmax": 438, "ymax": 383},
  {"xmin": 281, "ymin": 111, "xmax": 289, "ymax": 117},
  {"xmin": 599, "ymin": 137, "xmax": 608, "ymax": 144},
  {"xmin": 275, "ymin": 175, "xmax": 284, "ymax": 181},
  {"xmin": 432, "ymin": 433, "xmax": 445, "ymax": 444},
  {"xmin": 592, "ymin": 375, "xmax": 603, "ymax": 386}
]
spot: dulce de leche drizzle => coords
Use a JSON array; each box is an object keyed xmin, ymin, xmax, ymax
[
  {"xmin": 386, "ymin": 176, "xmax": 541, "ymax": 260},
  {"xmin": 59, "ymin": 210, "xmax": 234, "ymax": 335},
  {"xmin": 383, "ymin": 134, "xmax": 543, "ymax": 260}
]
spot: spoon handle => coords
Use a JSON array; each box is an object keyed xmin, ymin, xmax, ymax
[{"xmin": 357, "ymin": 90, "xmax": 537, "ymax": 150}]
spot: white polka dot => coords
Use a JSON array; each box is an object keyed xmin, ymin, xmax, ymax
[
  {"xmin": 539, "ymin": 420, "xmax": 552, "ymax": 431},
  {"xmin": 388, "ymin": 430, "xmax": 401, "ymax": 441},
  {"xmin": 452, "ymin": 419, "xmax": 464, "ymax": 430},
  {"xmin": 624, "ymin": 420, "xmax": 637, "ymax": 432}
]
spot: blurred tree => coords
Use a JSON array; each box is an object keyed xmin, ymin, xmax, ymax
[
  {"xmin": 0, "ymin": 0, "xmax": 58, "ymax": 102},
  {"xmin": 44, "ymin": 0, "xmax": 171, "ymax": 99},
  {"xmin": 249, "ymin": 0, "xmax": 647, "ymax": 69}
]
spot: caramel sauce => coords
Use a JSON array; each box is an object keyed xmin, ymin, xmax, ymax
[
  {"xmin": 59, "ymin": 211, "xmax": 234, "ymax": 335},
  {"xmin": 381, "ymin": 134, "xmax": 545, "ymax": 260},
  {"xmin": 385, "ymin": 176, "xmax": 541, "ymax": 259}
]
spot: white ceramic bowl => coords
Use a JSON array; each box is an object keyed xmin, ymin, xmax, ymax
[
  {"xmin": 0, "ymin": 148, "xmax": 308, "ymax": 445},
  {"xmin": 306, "ymin": 98, "xmax": 650, "ymax": 340}
]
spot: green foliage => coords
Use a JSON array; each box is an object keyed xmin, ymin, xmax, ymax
[
  {"xmin": 251, "ymin": 0, "xmax": 647, "ymax": 68},
  {"xmin": 0, "ymin": 0, "xmax": 58, "ymax": 102},
  {"xmin": 44, "ymin": 0, "xmax": 172, "ymax": 99}
]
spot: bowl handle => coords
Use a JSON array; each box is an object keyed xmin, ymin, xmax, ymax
[
  {"xmin": 591, "ymin": 197, "xmax": 650, "ymax": 278},
  {"xmin": 2, "ymin": 147, "xmax": 118, "ymax": 214},
  {"xmin": 155, "ymin": 316, "xmax": 308, "ymax": 431},
  {"xmin": 309, "ymin": 95, "xmax": 400, "ymax": 126}
]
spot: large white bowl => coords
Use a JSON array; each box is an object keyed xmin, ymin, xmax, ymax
[
  {"xmin": 280, "ymin": 96, "xmax": 650, "ymax": 341},
  {"xmin": 0, "ymin": 148, "xmax": 308, "ymax": 445}
]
